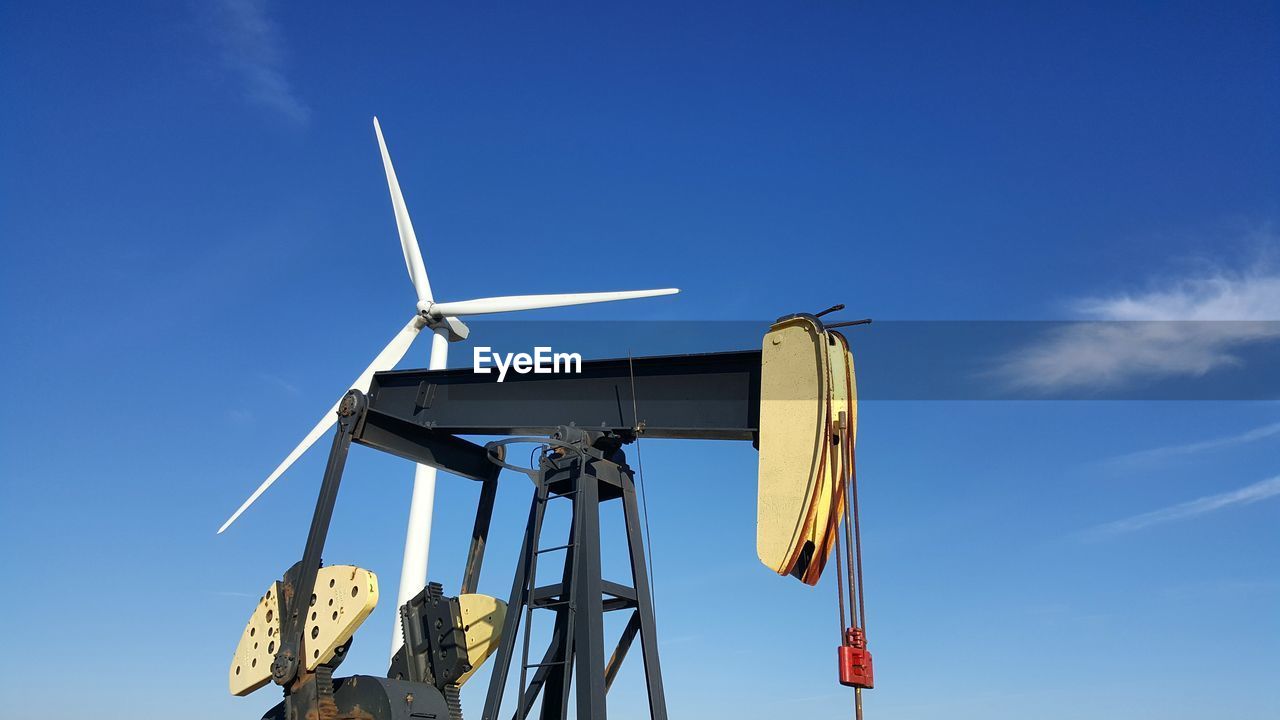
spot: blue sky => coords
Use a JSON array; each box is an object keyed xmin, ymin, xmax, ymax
[{"xmin": 1, "ymin": 2, "xmax": 1278, "ymax": 719}]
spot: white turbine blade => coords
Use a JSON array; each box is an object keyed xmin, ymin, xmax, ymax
[
  {"xmin": 430, "ymin": 288, "xmax": 679, "ymax": 317},
  {"xmin": 216, "ymin": 316, "xmax": 425, "ymax": 534},
  {"xmin": 373, "ymin": 117, "xmax": 433, "ymax": 304}
]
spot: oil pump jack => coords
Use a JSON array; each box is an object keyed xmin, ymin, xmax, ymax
[{"xmin": 227, "ymin": 310, "xmax": 874, "ymax": 720}]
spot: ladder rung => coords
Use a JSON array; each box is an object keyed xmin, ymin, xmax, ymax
[
  {"xmin": 523, "ymin": 661, "xmax": 569, "ymax": 668},
  {"xmin": 535, "ymin": 543, "xmax": 576, "ymax": 554}
]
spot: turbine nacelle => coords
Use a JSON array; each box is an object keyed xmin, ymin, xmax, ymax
[{"xmin": 418, "ymin": 307, "xmax": 471, "ymax": 342}]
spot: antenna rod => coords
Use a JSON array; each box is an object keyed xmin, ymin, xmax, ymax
[{"xmin": 826, "ymin": 318, "xmax": 872, "ymax": 329}]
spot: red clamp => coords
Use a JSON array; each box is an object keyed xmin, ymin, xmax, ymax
[{"xmin": 838, "ymin": 627, "xmax": 874, "ymax": 689}]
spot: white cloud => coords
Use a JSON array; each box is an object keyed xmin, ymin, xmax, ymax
[
  {"xmin": 998, "ymin": 269, "xmax": 1280, "ymax": 392},
  {"xmin": 1083, "ymin": 475, "xmax": 1280, "ymax": 538},
  {"xmin": 1108, "ymin": 420, "xmax": 1280, "ymax": 466},
  {"xmin": 209, "ymin": 0, "xmax": 309, "ymax": 124},
  {"xmin": 1075, "ymin": 272, "xmax": 1280, "ymax": 321}
]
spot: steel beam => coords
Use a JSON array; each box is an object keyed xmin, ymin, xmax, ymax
[{"xmin": 367, "ymin": 350, "xmax": 762, "ymax": 441}]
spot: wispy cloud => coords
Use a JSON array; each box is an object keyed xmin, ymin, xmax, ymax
[
  {"xmin": 258, "ymin": 372, "xmax": 301, "ymax": 396},
  {"xmin": 997, "ymin": 267, "xmax": 1280, "ymax": 392},
  {"xmin": 1083, "ymin": 475, "xmax": 1280, "ymax": 538},
  {"xmin": 209, "ymin": 0, "xmax": 309, "ymax": 124},
  {"xmin": 1159, "ymin": 578, "xmax": 1280, "ymax": 600},
  {"xmin": 1108, "ymin": 420, "xmax": 1280, "ymax": 466}
]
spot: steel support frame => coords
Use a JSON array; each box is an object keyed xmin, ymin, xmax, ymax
[{"xmin": 481, "ymin": 429, "xmax": 667, "ymax": 720}]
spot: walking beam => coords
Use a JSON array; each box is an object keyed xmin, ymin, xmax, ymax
[{"xmin": 366, "ymin": 349, "xmax": 763, "ymax": 442}]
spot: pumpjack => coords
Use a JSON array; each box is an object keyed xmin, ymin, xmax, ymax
[{"xmin": 228, "ymin": 312, "xmax": 873, "ymax": 720}]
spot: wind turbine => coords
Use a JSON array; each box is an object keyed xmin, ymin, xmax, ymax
[{"xmin": 217, "ymin": 117, "xmax": 679, "ymax": 659}]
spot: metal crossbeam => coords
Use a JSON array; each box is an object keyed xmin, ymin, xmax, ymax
[{"xmin": 367, "ymin": 349, "xmax": 762, "ymax": 441}]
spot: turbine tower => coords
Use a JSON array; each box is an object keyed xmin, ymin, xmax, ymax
[{"xmin": 217, "ymin": 118, "xmax": 678, "ymax": 658}]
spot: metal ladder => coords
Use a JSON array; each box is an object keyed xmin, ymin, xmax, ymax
[{"xmin": 515, "ymin": 476, "xmax": 580, "ymax": 720}]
